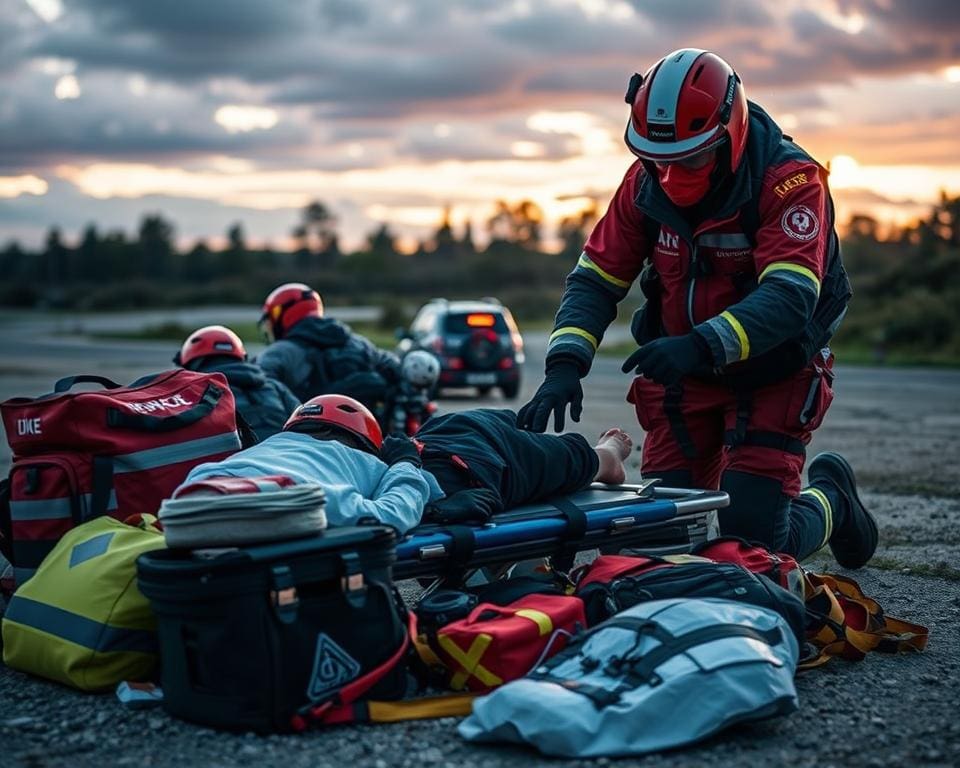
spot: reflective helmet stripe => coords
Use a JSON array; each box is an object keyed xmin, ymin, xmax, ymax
[{"xmin": 646, "ymin": 48, "xmax": 705, "ymax": 131}]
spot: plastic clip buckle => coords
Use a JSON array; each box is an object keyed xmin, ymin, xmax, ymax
[
  {"xmin": 269, "ymin": 564, "xmax": 299, "ymax": 624},
  {"xmin": 339, "ymin": 551, "xmax": 367, "ymax": 609}
]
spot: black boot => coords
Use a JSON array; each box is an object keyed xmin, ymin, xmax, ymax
[{"xmin": 808, "ymin": 452, "xmax": 878, "ymax": 569}]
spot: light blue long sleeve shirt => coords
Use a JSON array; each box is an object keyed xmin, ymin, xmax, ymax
[{"xmin": 182, "ymin": 431, "xmax": 444, "ymax": 534}]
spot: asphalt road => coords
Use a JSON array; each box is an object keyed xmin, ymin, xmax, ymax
[{"xmin": 1, "ymin": 312, "xmax": 959, "ymax": 767}]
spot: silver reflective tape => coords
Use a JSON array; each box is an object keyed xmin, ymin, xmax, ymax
[
  {"xmin": 11, "ymin": 491, "xmax": 118, "ymax": 521},
  {"xmin": 706, "ymin": 316, "xmax": 744, "ymax": 366},
  {"xmin": 114, "ymin": 431, "xmax": 241, "ymax": 473},
  {"xmin": 698, "ymin": 233, "xmax": 752, "ymax": 249},
  {"xmin": 646, "ymin": 48, "xmax": 704, "ymax": 126}
]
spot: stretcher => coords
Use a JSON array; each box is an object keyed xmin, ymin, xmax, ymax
[{"xmin": 394, "ymin": 482, "xmax": 729, "ymax": 581}]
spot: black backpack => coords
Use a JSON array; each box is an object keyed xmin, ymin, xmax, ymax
[{"xmin": 637, "ymin": 167, "xmax": 852, "ymax": 389}]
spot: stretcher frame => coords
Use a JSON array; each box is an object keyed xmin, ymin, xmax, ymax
[{"xmin": 394, "ymin": 482, "xmax": 729, "ymax": 582}]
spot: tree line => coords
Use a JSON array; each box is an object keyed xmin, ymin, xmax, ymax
[{"xmin": 1, "ymin": 193, "xmax": 958, "ymax": 362}]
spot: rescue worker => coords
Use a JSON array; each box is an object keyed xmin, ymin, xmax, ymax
[
  {"xmin": 256, "ymin": 283, "xmax": 402, "ymax": 422},
  {"xmin": 175, "ymin": 324, "xmax": 301, "ymax": 442},
  {"xmin": 519, "ymin": 48, "xmax": 877, "ymax": 567},
  {"xmin": 181, "ymin": 394, "xmax": 633, "ymax": 533}
]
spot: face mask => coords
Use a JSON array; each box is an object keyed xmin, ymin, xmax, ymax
[{"xmin": 656, "ymin": 155, "xmax": 717, "ymax": 207}]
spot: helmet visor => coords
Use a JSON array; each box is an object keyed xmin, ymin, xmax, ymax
[{"xmin": 625, "ymin": 119, "xmax": 727, "ymax": 163}]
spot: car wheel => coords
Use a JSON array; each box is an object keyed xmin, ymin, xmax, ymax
[{"xmin": 501, "ymin": 380, "xmax": 520, "ymax": 399}]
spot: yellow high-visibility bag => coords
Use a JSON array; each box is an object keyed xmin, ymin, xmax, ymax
[{"xmin": 2, "ymin": 515, "xmax": 165, "ymax": 691}]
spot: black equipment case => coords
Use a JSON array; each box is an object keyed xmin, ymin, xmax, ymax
[{"xmin": 137, "ymin": 526, "xmax": 409, "ymax": 733}]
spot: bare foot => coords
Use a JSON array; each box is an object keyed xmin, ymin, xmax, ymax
[{"xmin": 593, "ymin": 428, "xmax": 633, "ymax": 484}]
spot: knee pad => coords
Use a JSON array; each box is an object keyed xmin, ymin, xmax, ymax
[{"xmin": 719, "ymin": 470, "xmax": 790, "ymax": 551}]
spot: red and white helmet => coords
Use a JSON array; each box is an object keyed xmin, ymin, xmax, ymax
[
  {"xmin": 624, "ymin": 48, "xmax": 748, "ymax": 173},
  {"xmin": 177, "ymin": 325, "xmax": 246, "ymax": 368},
  {"xmin": 283, "ymin": 394, "xmax": 383, "ymax": 453},
  {"xmin": 259, "ymin": 282, "xmax": 323, "ymax": 342}
]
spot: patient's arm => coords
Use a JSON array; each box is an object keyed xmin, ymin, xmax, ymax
[{"xmin": 335, "ymin": 462, "xmax": 431, "ymax": 534}]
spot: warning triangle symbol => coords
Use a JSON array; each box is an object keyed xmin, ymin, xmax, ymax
[{"xmin": 306, "ymin": 632, "xmax": 362, "ymax": 702}]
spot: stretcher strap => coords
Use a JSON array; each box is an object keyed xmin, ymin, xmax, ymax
[
  {"xmin": 547, "ymin": 497, "xmax": 588, "ymax": 572},
  {"xmin": 435, "ymin": 525, "xmax": 475, "ymax": 569}
]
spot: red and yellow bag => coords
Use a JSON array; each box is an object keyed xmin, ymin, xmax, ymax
[{"xmin": 432, "ymin": 594, "xmax": 586, "ymax": 693}]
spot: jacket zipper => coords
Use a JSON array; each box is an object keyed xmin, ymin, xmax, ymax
[{"xmin": 686, "ymin": 243, "xmax": 698, "ymax": 328}]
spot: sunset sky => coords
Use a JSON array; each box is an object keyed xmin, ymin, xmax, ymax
[{"xmin": 1, "ymin": 0, "xmax": 958, "ymax": 251}]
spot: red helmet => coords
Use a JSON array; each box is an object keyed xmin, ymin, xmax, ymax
[
  {"xmin": 259, "ymin": 283, "xmax": 323, "ymax": 342},
  {"xmin": 283, "ymin": 394, "xmax": 383, "ymax": 452},
  {"xmin": 624, "ymin": 48, "xmax": 748, "ymax": 173},
  {"xmin": 177, "ymin": 325, "xmax": 246, "ymax": 368}
]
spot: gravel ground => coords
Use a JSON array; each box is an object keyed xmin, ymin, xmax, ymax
[{"xmin": 1, "ymin": 323, "xmax": 959, "ymax": 767}]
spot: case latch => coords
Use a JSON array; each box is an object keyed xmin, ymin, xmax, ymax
[
  {"xmin": 339, "ymin": 551, "xmax": 367, "ymax": 609},
  {"xmin": 269, "ymin": 564, "xmax": 299, "ymax": 624}
]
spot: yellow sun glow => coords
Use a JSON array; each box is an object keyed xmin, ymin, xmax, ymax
[
  {"xmin": 945, "ymin": 65, "xmax": 960, "ymax": 83},
  {"xmin": 828, "ymin": 155, "xmax": 860, "ymax": 189}
]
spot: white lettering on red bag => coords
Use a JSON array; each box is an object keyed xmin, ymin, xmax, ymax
[
  {"xmin": 16, "ymin": 417, "xmax": 42, "ymax": 436},
  {"xmin": 125, "ymin": 394, "xmax": 194, "ymax": 415}
]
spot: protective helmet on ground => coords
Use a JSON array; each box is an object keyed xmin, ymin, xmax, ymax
[
  {"xmin": 402, "ymin": 350, "xmax": 441, "ymax": 388},
  {"xmin": 624, "ymin": 48, "xmax": 748, "ymax": 173},
  {"xmin": 175, "ymin": 325, "xmax": 246, "ymax": 368},
  {"xmin": 283, "ymin": 394, "xmax": 383, "ymax": 452},
  {"xmin": 259, "ymin": 283, "xmax": 323, "ymax": 342}
]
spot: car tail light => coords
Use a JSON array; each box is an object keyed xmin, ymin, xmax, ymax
[
  {"xmin": 466, "ymin": 313, "xmax": 496, "ymax": 327},
  {"xmin": 446, "ymin": 356, "xmax": 465, "ymax": 370},
  {"xmin": 498, "ymin": 357, "xmax": 515, "ymax": 369}
]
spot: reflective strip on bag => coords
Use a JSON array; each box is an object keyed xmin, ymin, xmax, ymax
[
  {"xmin": 4, "ymin": 595, "xmax": 157, "ymax": 654},
  {"xmin": 113, "ymin": 431, "xmax": 241, "ymax": 473},
  {"xmin": 10, "ymin": 491, "xmax": 119, "ymax": 521}
]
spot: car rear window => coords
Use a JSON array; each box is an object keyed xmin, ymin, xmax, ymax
[{"xmin": 442, "ymin": 311, "xmax": 509, "ymax": 334}]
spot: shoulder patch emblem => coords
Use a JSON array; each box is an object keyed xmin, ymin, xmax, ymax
[
  {"xmin": 781, "ymin": 204, "xmax": 820, "ymax": 242},
  {"xmin": 774, "ymin": 172, "xmax": 809, "ymax": 198}
]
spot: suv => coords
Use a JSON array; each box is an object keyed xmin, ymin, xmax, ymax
[{"xmin": 399, "ymin": 298, "xmax": 524, "ymax": 398}]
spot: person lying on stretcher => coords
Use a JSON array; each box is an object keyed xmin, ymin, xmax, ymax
[{"xmin": 179, "ymin": 394, "xmax": 632, "ymax": 534}]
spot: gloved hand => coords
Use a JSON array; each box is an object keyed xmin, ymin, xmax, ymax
[
  {"xmin": 516, "ymin": 362, "xmax": 584, "ymax": 433},
  {"xmin": 379, "ymin": 435, "xmax": 422, "ymax": 468},
  {"xmin": 425, "ymin": 487, "xmax": 502, "ymax": 524},
  {"xmin": 621, "ymin": 333, "xmax": 712, "ymax": 385}
]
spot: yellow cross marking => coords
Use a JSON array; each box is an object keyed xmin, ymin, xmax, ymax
[{"xmin": 437, "ymin": 633, "xmax": 503, "ymax": 690}]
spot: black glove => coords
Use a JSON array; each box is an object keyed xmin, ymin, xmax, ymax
[
  {"xmin": 425, "ymin": 487, "xmax": 502, "ymax": 524},
  {"xmin": 379, "ymin": 435, "xmax": 422, "ymax": 467},
  {"xmin": 516, "ymin": 362, "xmax": 584, "ymax": 433},
  {"xmin": 621, "ymin": 333, "xmax": 712, "ymax": 385}
]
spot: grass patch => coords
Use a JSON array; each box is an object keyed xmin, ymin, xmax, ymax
[
  {"xmin": 867, "ymin": 556, "xmax": 960, "ymax": 581},
  {"xmin": 86, "ymin": 321, "xmax": 399, "ymax": 352}
]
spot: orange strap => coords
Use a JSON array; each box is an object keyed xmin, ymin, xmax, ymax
[{"xmin": 799, "ymin": 571, "xmax": 928, "ymax": 671}]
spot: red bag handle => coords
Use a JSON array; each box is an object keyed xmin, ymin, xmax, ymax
[
  {"xmin": 291, "ymin": 610, "xmax": 416, "ymax": 731},
  {"xmin": 53, "ymin": 374, "xmax": 122, "ymax": 393}
]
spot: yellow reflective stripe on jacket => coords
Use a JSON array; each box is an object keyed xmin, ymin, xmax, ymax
[
  {"xmin": 758, "ymin": 262, "xmax": 822, "ymax": 295},
  {"xmin": 719, "ymin": 311, "xmax": 750, "ymax": 361},
  {"xmin": 549, "ymin": 326, "xmax": 598, "ymax": 351},
  {"xmin": 577, "ymin": 254, "xmax": 631, "ymax": 289}
]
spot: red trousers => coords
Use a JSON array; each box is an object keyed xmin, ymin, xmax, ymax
[{"xmin": 627, "ymin": 357, "xmax": 835, "ymax": 497}]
